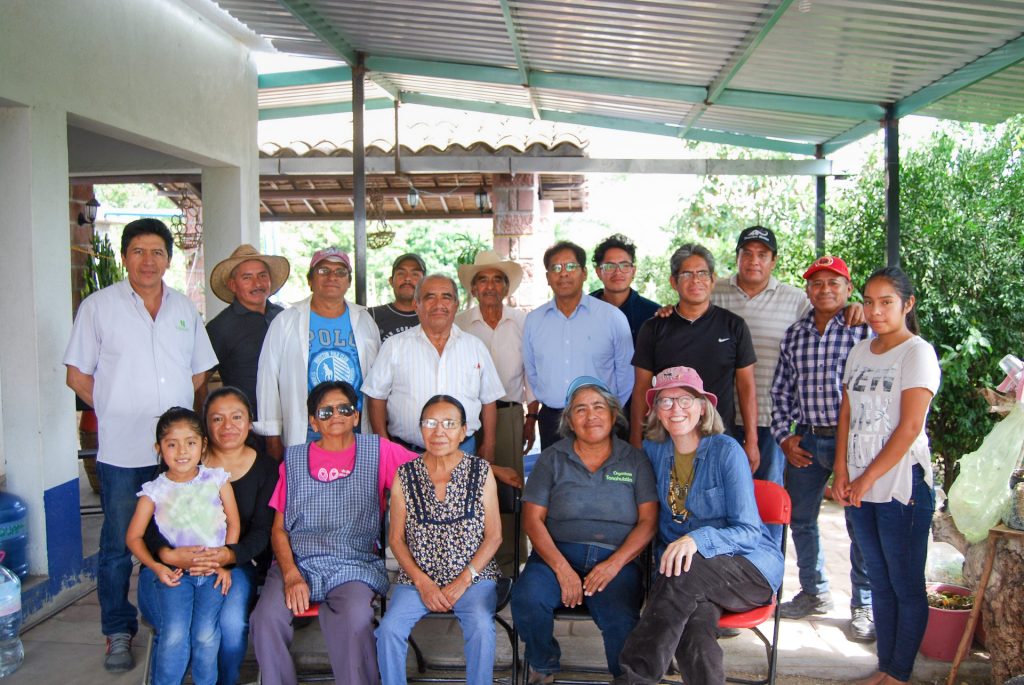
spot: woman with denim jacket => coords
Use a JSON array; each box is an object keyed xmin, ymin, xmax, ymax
[{"xmin": 614, "ymin": 366, "xmax": 783, "ymax": 685}]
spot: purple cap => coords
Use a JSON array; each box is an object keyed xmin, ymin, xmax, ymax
[{"xmin": 645, "ymin": 365, "xmax": 718, "ymax": 413}]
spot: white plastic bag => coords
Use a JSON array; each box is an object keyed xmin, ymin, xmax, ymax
[{"xmin": 948, "ymin": 404, "xmax": 1024, "ymax": 543}]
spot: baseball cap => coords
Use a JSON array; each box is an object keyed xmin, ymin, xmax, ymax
[
  {"xmin": 736, "ymin": 226, "xmax": 777, "ymax": 254},
  {"xmin": 309, "ymin": 247, "xmax": 351, "ymax": 271},
  {"xmin": 565, "ymin": 375, "xmax": 611, "ymax": 406},
  {"xmin": 802, "ymin": 255, "xmax": 851, "ymax": 281},
  {"xmin": 392, "ymin": 253, "xmax": 426, "ymax": 274}
]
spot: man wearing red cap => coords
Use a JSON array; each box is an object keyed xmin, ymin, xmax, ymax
[
  {"xmin": 770, "ymin": 255, "xmax": 875, "ymax": 642},
  {"xmin": 256, "ymin": 247, "xmax": 381, "ymax": 459}
]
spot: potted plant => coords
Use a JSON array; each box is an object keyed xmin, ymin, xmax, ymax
[
  {"xmin": 920, "ymin": 583, "xmax": 975, "ymax": 661},
  {"xmin": 78, "ymin": 233, "xmax": 125, "ymax": 493}
]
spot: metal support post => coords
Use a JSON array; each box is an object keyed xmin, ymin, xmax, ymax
[
  {"xmin": 353, "ymin": 60, "xmax": 367, "ymax": 305},
  {"xmin": 814, "ymin": 145, "xmax": 826, "ymax": 257},
  {"xmin": 884, "ymin": 107, "xmax": 900, "ymax": 267}
]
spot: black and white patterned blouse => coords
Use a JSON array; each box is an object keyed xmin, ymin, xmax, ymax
[{"xmin": 395, "ymin": 454, "xmax": 501, "ymax": 586}]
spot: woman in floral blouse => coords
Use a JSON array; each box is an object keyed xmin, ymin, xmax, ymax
[{"xmin": 376, "ymin": 394, "xmax": 502, "ymax": 685}]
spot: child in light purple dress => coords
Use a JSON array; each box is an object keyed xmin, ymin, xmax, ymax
[{"xmin": 126, "ymin": 407, "xmax": 240, "ymax": 685}]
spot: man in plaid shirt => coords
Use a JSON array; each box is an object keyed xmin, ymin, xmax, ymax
[{"xmin": 770, "ymin": 255, "xmax": 875, "ymax": 643}]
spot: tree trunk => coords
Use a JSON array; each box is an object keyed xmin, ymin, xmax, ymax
[{"xmin": 933, "ymin": 511, "xmax": 1024, "ymax": 682}]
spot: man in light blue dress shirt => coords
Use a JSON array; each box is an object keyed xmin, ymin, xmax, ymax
[{"xmin": 523, "ymin": 241, "xmax": 634, "ymax": 449}]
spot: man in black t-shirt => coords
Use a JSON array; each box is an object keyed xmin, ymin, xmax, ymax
[
  {"xmin": 629, "ymin": 243, "xmax": 761, "ymax": 472},
  {"xmin": 368, "ymin": 253, "xmax": 425, "ymax": 341}
]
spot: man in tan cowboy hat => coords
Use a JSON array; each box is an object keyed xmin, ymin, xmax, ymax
[
  {"xmin": 205, "ymin": 244, "xmax": 290, "ymax": 418},
  {"xmin": 456, "ymin": 250, "xmax": 537, "ymax": 575}
]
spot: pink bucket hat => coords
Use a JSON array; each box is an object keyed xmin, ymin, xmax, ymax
[{"xmin": 645, "ymin": 365, "xmax": 718, "ymax": 413}]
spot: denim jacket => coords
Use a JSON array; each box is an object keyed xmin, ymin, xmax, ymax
[{"xmin": 644, "ymin": 434, "xmax": 784, "ymax": 592}]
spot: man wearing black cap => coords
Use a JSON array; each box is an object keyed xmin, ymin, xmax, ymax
[
  {"xmin": 711, "ymin": 226, "xmax": 811, "ymax": 486},
  {"xmin": 368, "ymin": 253, "xmax": 425, "ymax": 341}
]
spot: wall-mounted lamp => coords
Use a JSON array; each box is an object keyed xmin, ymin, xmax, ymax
[
  {"xmin": 407, "ymin": 187, "xmax": 420, "ymax": 209},
  {"xmin": 474, "ymin": 187, "xmax": 490, "ymax": 214},
  {"xmin": 77, "ymin": 198, "xmax": 100, "ymax": 226}
]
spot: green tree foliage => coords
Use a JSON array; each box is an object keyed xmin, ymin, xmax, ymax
[
  {"xmin": 826, "ymin": 118, "xmax": 1024, "ymax": 487},
  {"xmin": 270, "ymin": 218, "xmax": 490, "ymax": 304}
]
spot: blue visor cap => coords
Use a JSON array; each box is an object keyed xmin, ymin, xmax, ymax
[{"xmin": 564, "ymin": 375, "xmax": 612, "ymax": 406}]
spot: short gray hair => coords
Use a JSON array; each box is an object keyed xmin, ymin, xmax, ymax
[
  {"xmin": 669, "ymin": 243, "xmax": 716, "ymax": 278},
  {"xmin": 414, "ymin": 273, "xmax": 459, "ymax": 302},
  {"xmin": 558, "ymin": 384, "xmax": 627, "ymax": 439},
  {"xmin": 642, "ymin": 388, "xmax": 725, "ymax": 443}
]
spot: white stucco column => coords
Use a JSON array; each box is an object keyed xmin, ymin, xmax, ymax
[
  {"xmin": 202, "ymin": 165, "xmax": 260, "ymax": 317},
  {"xmin": 0, "ymin": 105, "xmax": 80, "ymax": 575}
]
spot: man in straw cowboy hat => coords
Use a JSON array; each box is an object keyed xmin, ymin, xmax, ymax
[
  {"xmin": 456, "ymin": 250, "xmax": 537, "ymax": 575},
  {"xmin": 205, "ymin": 244, "xmax": 290, "ymax": 418}
]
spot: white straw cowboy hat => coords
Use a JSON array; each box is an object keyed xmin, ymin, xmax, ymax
[
  {"xmin": 457, "ymin": 250, "xmax": 523, "ymax": 296},
  {"xmin": 209, "ymin": 244, "xmax": 291, "ymax": 304}
]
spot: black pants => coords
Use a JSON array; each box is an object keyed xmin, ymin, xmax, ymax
[
  {"xmin": 538, "ymin": 405, "xmax": 563, "ymax": 450},
  {"xmin": 614, "ymin": 554, "xmax": 773, "ymax": 685}
]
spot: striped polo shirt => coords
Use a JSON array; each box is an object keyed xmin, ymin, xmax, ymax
[{"xmin": 712, "ymin": 275, "xmax": 810, "ymax": 427}]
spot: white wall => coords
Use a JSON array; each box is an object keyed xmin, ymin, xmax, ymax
[{"xmin": 0, "ymin": 0, "xmax": 259, "ymax": 573}]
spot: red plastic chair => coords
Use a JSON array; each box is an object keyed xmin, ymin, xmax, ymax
[{"xmin": 718, "ymin": 479, "xmax": 792, "ymax": 685}]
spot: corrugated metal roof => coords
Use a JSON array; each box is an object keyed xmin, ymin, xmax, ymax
[{"xmin": 218, "ymin": 0, "xmax": 1024, "ymax": 154}]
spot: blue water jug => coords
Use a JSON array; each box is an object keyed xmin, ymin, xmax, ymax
[{"xmin": 0, "ymin": 494, "xmax": 28, "ymax": 579}]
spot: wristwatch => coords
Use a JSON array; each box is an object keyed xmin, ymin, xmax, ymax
[{"xmin": 467, "ymin": 563, "xmax": 481, "ymax": 584}]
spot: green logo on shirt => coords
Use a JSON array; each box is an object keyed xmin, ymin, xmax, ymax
[
  {"xmin": 605, "ymin": 470, "xmax": 634, "ymax": 484},
  {"xmin": 177, "ymin": 319, "xmax": 188, "ymax": 331}
]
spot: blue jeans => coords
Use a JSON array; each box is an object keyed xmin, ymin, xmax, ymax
[
  {"xmin": 847, "ymin": 466, "xmax": 934, "ymax": 682},
  {"xmin": 140, "ymin": 564, "xmax": 256, "ymax": 685},
  {"xmin": 784, "ymin": 432, "xmax": 871, "ymax": 608},
  {"xmin": 98, "ymin": 461, "xmax": 158, "ymax": 637},
  {"xmin": 152, "ymin": 573, "xmax": 226, "ymax": 685},
  {"xmin": 376, "ymin": 581, "xmax": 497, "ymax": 685},
  {"xmin": 731, "ymin": 425, "xmax": 785, "ymax": 485},
  {"xmin": 511, "ymin": 543, "xmax": 643, "ymax": 677}
]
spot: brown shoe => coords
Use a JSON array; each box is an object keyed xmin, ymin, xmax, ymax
[{"xmin": 527, "ymin": 668, "xmax": 555, "ymax": 684}]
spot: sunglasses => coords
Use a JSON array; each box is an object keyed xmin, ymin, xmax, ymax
[{"xmin": 315, "ymin": 403, "xmax": 357, "ymax": 420}]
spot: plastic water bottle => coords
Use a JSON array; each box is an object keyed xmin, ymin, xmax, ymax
[{"xmin": 0, "ymin": 560, "xmax": 24, "ymax": 678}]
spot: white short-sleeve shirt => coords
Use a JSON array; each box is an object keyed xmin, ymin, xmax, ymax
[
  {"xmin": 362, "ymin": 323, "xmax": 505, "ymax": 448},
  {"xmin": 64, "ymin": 280, "xmax": 218, "ymax": 468},
  {"xmin": 843, "ymin": 335, "xmax": 941, "ymax": 504},
  {"xmin": 455, "ymin": 305, "xmax": 534, "ymax": 405}
]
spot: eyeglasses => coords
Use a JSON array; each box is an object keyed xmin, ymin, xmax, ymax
[
  {"xmin": 598, "ymin": 262, "xmax": 634, "ymax": 273},
  {"xmin": 314, "ymin": 266, "xmax": 351, "ymax": 278},
  {"xmin": 548, "ymin": 262, "xmax": 581, "ymax": 274},
  {"xmin": 656, "ymin": 395, "xmax": 700, "ymax": 411},
  {"xmin": 420, "ymin": 418, "xmax": 462, "ymax": 430},
  {"xmin": 315, "ymin": 403, "xmax": 356, "ymax": 420},
  {"xmin": 675, "ymin": 270, "xmax": 711, "ymax": 282}
]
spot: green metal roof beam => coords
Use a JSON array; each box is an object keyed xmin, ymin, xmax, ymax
[
  {"xmin": 257, "ymin": 66, "xmax": 352, "ymax": 89},
  {"xmin": 276, "ymin": 0, "xmax": 358, "ymax": 65},
  {"xmin": 363, "ymin": 56, "xmax": 879, "ymax": 120},
  {"xmin": 717, "ymin": 90, "xmax": 885, "ymax": 121},
  {"xmin": 497, "ymin": 0, "xmax": 540, "ymax": 119},
  {"xmin": 275, "ymin": 0, "xmax": 399, "ymax": 100},
  {"xmin": 707, "ymin": 0, "xmax": 797, "ymax": 103},
  {"xmin": 821, "ymin": 120, "xmax": 880, "ymax": 155},
  {"xmin": 400, "ymin": 92, "xmax": 534, "ymax": 119},
  {"xmin": 894, "ymin": 33, "xmax": 1024, "ymax": 118},
  {"xmin": 258, "ymin": 98, "xmax": 394, "ymax": 121},
  {"xmin": 366, "ymin": 56, "xmax": 523, "ymax": 86},
  {"xmin": 530, "ymin": 72, "xmax": 705, "ymax": 104},
  {"xmin": 385, "ymin": 91, "xmax": 816, "ymax": 156},
  {"xmin": 498, "ymin": 0, "xmax": 528, "ymax": 85}
]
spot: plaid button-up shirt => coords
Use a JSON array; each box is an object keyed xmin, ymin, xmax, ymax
[{"xmin": 770, "ymin": 310, "xmax": 869, "ymax": 445}]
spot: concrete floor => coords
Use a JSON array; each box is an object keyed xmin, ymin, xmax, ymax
[{"xmin": 4, "ymin": 489, "xmax": 993, "ymax": 684}]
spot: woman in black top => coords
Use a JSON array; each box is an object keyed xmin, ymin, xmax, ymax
[{"xmin": 140, "ymin": 386, "xmax": 278, "ymax": 685}]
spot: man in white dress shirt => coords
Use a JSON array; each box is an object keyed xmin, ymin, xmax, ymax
[{"xmin": 363, "ymin": 274, "xmax": 519, "ymax": 488}]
